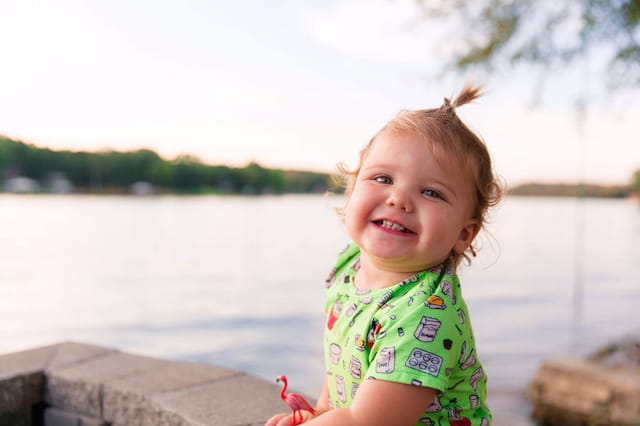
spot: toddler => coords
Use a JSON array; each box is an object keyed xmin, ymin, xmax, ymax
[{"xmin": 267, "ymin": 85, "xmax": 502, "ymax": 426}]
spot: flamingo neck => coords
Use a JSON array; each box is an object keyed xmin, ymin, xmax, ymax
[{"xmin": 279, "ymin": 377, "xmax": 288, "ymax": 399}]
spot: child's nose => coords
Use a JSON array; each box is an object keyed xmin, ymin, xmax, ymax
[{"xmin": 386, "ymin": 189, "xmax": 413, "ymax": 213}]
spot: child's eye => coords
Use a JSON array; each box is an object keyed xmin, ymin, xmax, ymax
[
  {"xmin": 422, "ymin": 188, "xmax": 444, "ymax": 200},
  {"xmin": 373, "ymin": 175, "xmax": 392, "ymax": 184}
]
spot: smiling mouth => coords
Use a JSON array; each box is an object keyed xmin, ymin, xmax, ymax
[{"xmin": 373, "ymin": 219, "xmax": 415, "ymax": 234}]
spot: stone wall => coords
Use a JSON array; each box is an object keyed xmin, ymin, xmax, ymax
[
  {"xmin": 528, "ymin": 357, "xmax": 640, "ymax": 425},
  {"xmin": 0, "ymin": 342, "xmax": 292, "ymax": 426}
]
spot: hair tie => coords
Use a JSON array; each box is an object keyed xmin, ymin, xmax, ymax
[{"xmin": 442, "ymin": 97, "xmax": 455, "ymax": 114}]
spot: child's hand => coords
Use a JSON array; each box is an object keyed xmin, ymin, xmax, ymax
[
  {"xmin": 267, "ymin": 374, "xmax": 329, "ymax": 426},
  {"xmin": 264, "ymin": 410, "xmax": 318, "ymax": 426}
]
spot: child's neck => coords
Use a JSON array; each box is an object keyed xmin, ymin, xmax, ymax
[{"xmin": 355, "ymin": 254, "xmax": 421, "ymax": 290}]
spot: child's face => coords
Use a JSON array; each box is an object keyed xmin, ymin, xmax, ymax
[{"xmin": 344, "ymin": 129, "xmax": 479, "ymax": 273}]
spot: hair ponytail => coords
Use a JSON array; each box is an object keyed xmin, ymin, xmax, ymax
[
  {"xmin": 452, "ymin": 84, "xmax": 483, "ymax": 109},
  {"xmin": 438, "ymin": 84, "xmax": 482, "ymax": 116}
]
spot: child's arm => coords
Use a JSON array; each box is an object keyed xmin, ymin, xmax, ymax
[
  {"xmin": 305, "ymin": 379, "xmax": 437, "ymax": 426},
  {"xmin": 264, "ymin": 375, "xmax": 330, "ymax": 426}
]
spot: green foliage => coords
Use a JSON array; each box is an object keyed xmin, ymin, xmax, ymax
[
  {"xmin": 632, "ymin": 169, "xmax": 640, "ymax": 193},
  {"xmin": 416, "ymin": 0, "xmax": 640, "ymax": 87},
  {"xmin": 0, "ymin": 135, "xmax": 331, "ymax": 194}
]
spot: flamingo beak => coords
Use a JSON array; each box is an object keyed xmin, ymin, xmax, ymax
[{"xmin": 276, "ymin": 375, "xmax": 284, "ymax": 382}]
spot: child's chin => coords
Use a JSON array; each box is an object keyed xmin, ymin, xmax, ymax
[{"xmin": 366, "ymin": 246, "xmax": 410, "ymax": 261}]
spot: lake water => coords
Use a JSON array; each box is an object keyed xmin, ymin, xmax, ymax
[{"xmin": 1, "ymin": 194, "xmax": 638, "ymax": 424}]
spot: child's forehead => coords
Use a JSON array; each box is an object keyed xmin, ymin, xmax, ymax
[{"xmin": 366, "ymin": 128, "xmax": 464, "ymax": 171}]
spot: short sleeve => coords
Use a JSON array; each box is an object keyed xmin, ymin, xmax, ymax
[{"xmin": 324, "ymin": 242, "xmax": 360, "ymax": 312}]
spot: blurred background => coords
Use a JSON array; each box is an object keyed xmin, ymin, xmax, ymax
[{"xmin": 1, "ymin": 1, "xmax": 639, "ymax": 424}]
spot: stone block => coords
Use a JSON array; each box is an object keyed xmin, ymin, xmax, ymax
[
  {"xmin": 152, "ymin": 374, "xmax": 295, "ymax": 426},
  {"xmin": 0, "ymin": 411, "xmax": 30, "ymax": 426},
  {"xmin": 0, "ymin": 375, "xmax": 28, "ymax": 413},
  {"xmin": 46, "ymin": 376, "xmax": 103, "ymax": 420},
  {"xmin": 0, "ymin": 341, "xmax": 112, "ymax": 379},
  {"xmin": 45, "ymin": 351, "xmax": 170, "ymax": 417},
  {"xmin": 0, "ymin": 342, "xmax": 118, "ymax": 422},
  {"xmin": 0, "ymin": 343, "xmax": 59, "ymax": 379},
  {"xmin": 103, "ymin": 360, "xmax": 240, "ymax": 425},
  {"xmin": 46, "ymin": 342, "xmax": 116, "ymax": 370},
  {"xmin": 44, "ymin": 406, "xmax": 107, "ymax": 426},
  {"xmin": 2, "ymin": 342, "xmax": 309, "ymax": 426},
  {"xmin": 0, "ymin": 372, "xmax": 44, "ymax": 425},
  {"xmin": 529, "ymin": 357, "xmax": 640, "ymax": 425}
]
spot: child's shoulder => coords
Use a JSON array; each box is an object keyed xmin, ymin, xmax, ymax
[
  {"xmin": 380, "ymin": 267, "xmax": 466, "ymax": 318},
  {"xmin": 324, "ymin": 242, "xmax": 360, "ymax": 285},
  {"xmin": 335, "ymin": 242, "xmax": 360, "ymax": 267}
]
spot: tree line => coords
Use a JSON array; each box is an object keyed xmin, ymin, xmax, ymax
[
  {"xmin": 508, "ymin": 181, "xmax": 638, "ymax": 198},
  {"xmin": 2, "ymin": 134, "xmax": 637, "ymax": 197},
  {"xmin": 0, "ymin": 135, "xmax": 334, "ymax": 194}
]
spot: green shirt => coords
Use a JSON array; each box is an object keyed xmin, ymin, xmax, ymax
[{"xmin": 324, "ymin": 243, "xmax": 491, "ymax": 425}]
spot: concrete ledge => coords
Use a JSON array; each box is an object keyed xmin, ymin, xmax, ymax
[
  {"xmin": 46, "ymin": 351, "xmax": 171, "ymax": 417},
  {"xmin": 0, "ymin": 342, "xmax": 289, "ymax": 426},
  {"xmin": 153, "ymin": 374, "xmax": 292, "ymax": 426},
  {"xmin": 103, "ymin": 360, "xmax": 241, "ymax": 425}
]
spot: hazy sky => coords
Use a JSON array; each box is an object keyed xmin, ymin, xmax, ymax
[{"xmin": 1, "ymin": 0, "xmax": 638, "ymax": 186}]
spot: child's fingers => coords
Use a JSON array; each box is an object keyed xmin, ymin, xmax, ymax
[
  {"xmin": 275, "ymin": 414, "xmax": 297, "ymax": 426},
  {"xmin": 266, "ymin": 411, "xmax": 318, "ymax": 426},
  {"xmin": 264, "ymin": 412, "xmax": 291, "ymax": 426},
  {"xmin": 266, "ymin": 409, "xmax": 320, "ymax": 426}
]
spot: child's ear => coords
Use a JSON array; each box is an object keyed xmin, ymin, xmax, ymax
[{"xmin": 453, "ymin": 220, "xmax": 480, "ymax": 254}]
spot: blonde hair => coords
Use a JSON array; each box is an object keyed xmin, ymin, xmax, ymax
[{"xmin": 338, "ymin": 84, "xmax": 503, "ymax": 267}]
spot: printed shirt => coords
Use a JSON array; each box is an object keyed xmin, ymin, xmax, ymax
[{"xmin": 323, "ymin": 243, "xmax": 491, "ymax": 425}]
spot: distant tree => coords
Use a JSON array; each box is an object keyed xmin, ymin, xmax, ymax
[
  {"xmin": 265, "ymin": 169, "xmax": 287, "ymax": 193},
  {"xmin": 632, "ymin": 168, "xmax": 640, "ymax": 193},
  {"xmin": 171, "ymin": 155, "xmax": 207, "ymax": 191},
  {"xmin": 149, "ymin": 160, "xmax": 173, "ymax": 187},
  {"xmin": 415, "ymin": 0, "xmax": 640, "ymax": 89},
  {"xmin": 242, "ymin": 162, "xmax": 267, "ymax": 193}
]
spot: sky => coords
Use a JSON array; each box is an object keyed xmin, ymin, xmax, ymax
[{"xmin": 0, "ymin": 0, "xmax": 638, "ymax": 186}]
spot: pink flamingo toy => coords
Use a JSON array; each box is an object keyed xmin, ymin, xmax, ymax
[{"xmin": 276, "ymin": 375, "xmax": 316, "ymax": 426}]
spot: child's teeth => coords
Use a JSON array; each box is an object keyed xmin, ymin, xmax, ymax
[{"xmin": 382, "ymin": 220, "xmax": 406, "ymax": 232}]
